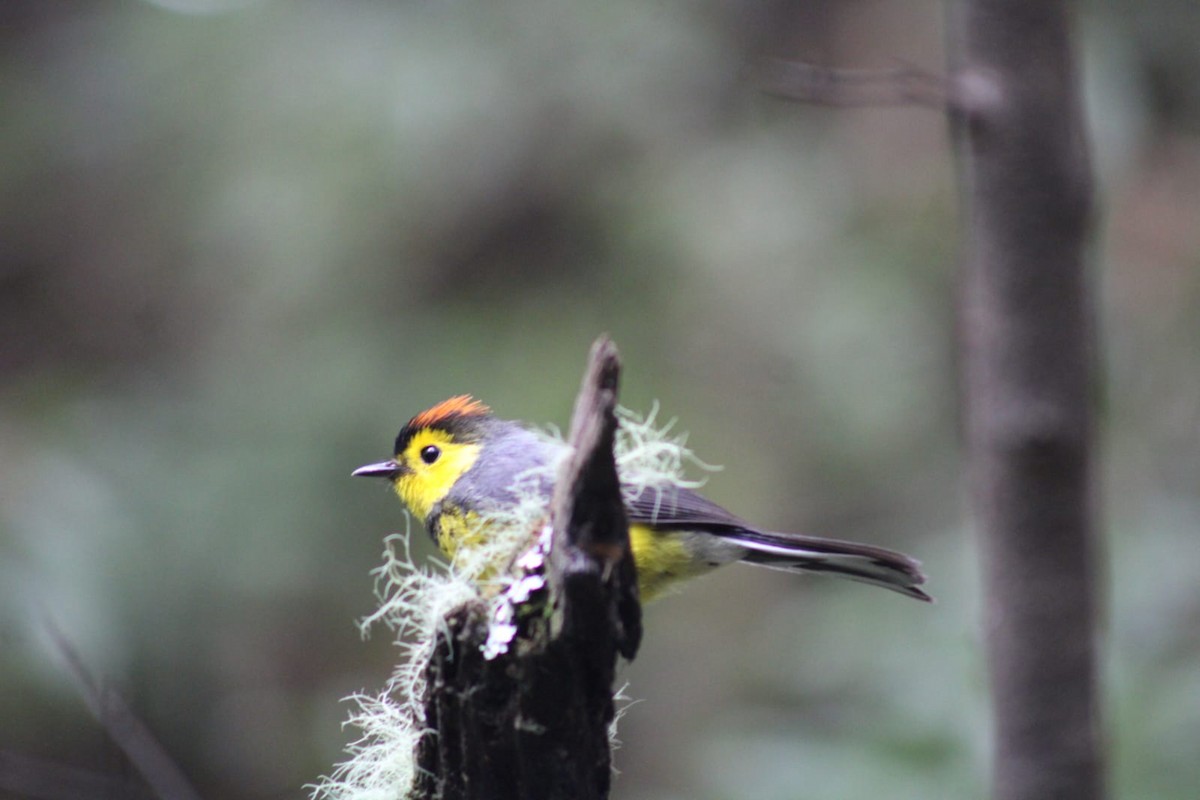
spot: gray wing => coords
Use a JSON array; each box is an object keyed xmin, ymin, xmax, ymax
[{"xmin": 623, "ymin": 484, "xmax": 753, "ymax": 532}]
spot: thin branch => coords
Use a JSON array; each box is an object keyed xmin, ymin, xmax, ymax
[
  {"xmin": 756, "ymin": 58, "xmax": 950, "ymax": 110},
  {"xmin": 41, "ymin": 615, "xmax": 203, "ymax": 800},
  {"xmin": 756, "ymin": 57, "xmax": 1010, "ymax": 122}
]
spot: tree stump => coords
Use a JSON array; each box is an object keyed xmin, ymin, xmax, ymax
[{"xmin": 412, "ymin": 336, "xmax": 642, "ymax": 800}]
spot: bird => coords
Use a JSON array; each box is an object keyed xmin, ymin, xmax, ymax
[{"xmin": 353, "ymin": 395, "xmax": 930, "ymax": 603}]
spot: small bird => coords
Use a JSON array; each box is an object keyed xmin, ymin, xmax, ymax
[{"xmin": 354, "ymin": 396, "xmax": 930, "ymax": 602}]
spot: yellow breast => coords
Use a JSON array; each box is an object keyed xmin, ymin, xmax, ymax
[{"xmin": 433, "ymin": 507, "xmax": 490, "ymax": 564}]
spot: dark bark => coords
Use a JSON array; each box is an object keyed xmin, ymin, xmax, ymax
[
  {"xmin": 413, "ymin": 336, "xmax": 641, "ymax": 800},
  {"xmin": 951, "ymin": 4, "xmax": 1106, "ymax": 800}
]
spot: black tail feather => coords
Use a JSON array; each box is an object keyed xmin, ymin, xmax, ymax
[{"xmin": 734, "ymin": 530, "xmax": 931, "ymax": 602}]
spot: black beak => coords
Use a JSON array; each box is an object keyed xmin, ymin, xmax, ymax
[{"xmin": 352, "ymin": 460, "xmax": 400, "ymax": 479}]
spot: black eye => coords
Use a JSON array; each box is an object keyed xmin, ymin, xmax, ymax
[{"xmin": 420, "ymin": 445, "xmax": 440, "ymax": 464}]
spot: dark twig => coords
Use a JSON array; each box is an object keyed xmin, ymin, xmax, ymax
[
  {"xmin": 549, "ymin": 335, "xmax": 641, "ymax": 660},
  {"xmin": 41, "ymin": 615, "xmax": 202, "ymax": 800}
]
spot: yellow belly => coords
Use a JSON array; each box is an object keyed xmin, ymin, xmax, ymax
[
  {"xmin": 433, "ymin": 512, "xmax": 720, "ymax": 601},
  {"xmin": 629, "ymin": 523, "xmax": 719, "ymax": 601}
]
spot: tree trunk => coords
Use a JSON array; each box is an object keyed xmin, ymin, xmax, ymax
[{"xmin": 951, "ymin": 3, "xmax": 1106, "ymax": 800}]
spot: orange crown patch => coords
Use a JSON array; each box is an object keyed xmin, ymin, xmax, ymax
[{"xmin": 409, "ymin": 395, "xmax": 492, "ymax": 429}]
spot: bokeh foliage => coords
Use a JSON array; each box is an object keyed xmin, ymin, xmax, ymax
[{"xmin": 1, "ymin": 1, "xmax": 1198, "ymax": 798}]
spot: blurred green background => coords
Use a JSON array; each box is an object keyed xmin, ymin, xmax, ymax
[{"xmin": 2, "ymin": 1, "xmax": 1198, "ymax": 798}]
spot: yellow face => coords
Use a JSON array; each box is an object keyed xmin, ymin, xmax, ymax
[{"xmin": 392, "ymin": 427, "xmax": 482, "ymax": 523}]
